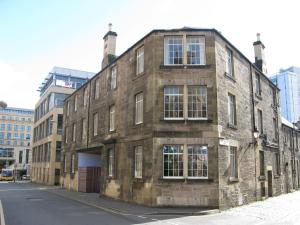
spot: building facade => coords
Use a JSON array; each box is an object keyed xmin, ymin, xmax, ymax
[
  {"xmin": 0, "ymin": 107, "xmax": 34, "ymax": 175},
  {"xmin": 31, "ymin": 67, "xmax": 94, "ymax": 185},
  {"xmin": 270, "ymin": 66, "xmax": 300, "ymax": 123},
  {"xmin": 61, "ymin": 28, "xmax": 300, "ymax": 209}
]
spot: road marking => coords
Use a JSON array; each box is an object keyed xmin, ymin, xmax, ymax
[{"xmin": 0, "ymin": 200, "xmax": 6, "ymax": 225}]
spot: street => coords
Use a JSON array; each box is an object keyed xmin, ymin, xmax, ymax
[
  {"xmin": 1, "ymin": 182, "xmax": 300, "ymax": 225},
  {"xmin": 0, "ymin": 182, "xmax": 161, "ymax": 225}
]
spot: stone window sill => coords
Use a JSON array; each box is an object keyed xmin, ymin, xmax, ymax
[
  {"xmin": 227, "ymin": 123, "xmax": 238, "ymax": 130},
  {"xmin": 259, "ymin": 175, "xmax": 266, "ymax": 181},
  {"xmin": 224, "ymin": 72, "xmax": 236, "ymax": 82},
  {"xmin": 160, "ymin": 64, "xmax": 210, "ymax": 69},
  {"xmin": 229, "ymin": 177, "xmax": 239, "ymax": 182}
]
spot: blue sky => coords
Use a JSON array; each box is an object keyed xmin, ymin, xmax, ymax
[{"xmin": 1, "ymin": 0, "xmax": 299, "ymax": 109}]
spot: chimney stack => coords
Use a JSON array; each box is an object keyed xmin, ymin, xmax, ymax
[
  {"xmin": 102, "ymin": 23, "xmax": 117, "ymax": 69},
  {"xmin": 253, "ymin": 33, "xmax": 267, "ymax": 74}
]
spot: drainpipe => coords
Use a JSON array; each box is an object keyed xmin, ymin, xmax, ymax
[{"xmin": 249, "ymin": 64, "xmax": 257, "ymax": 199}]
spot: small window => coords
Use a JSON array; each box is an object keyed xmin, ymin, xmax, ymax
[
  {"xmin": 108, "ymin": 149, "xmax": 114, "ymax": 177},
  {"xmin": 94, "ymin": 78, "xmax": 100, "ymax": 99},
  {"xmin": 63, "ymin": 155, "xmax": 67, "ymax": 173},
  {"xmin": 257, "ymin": 109, "xmax": 263, "ymax": 134},
  {"xmin": 164, "ymin": 86, "xmax": 184, "ymax": 119},
  {"xmin": 82, "ymin": 118, "xmax": 87, "ymax": 140},
  {"xmin": 274, "ymin": 153, "xmax": 280, "ymax": 175},
  {"xmin": 225, "ymin": 48, "xmax": 233, "ymax": 77},
  {"xmin": 109, "ymin": 105, "xmax": 115, "ymax": 131},
  {"xmin": 83, "ymin": 87, "xmax": 89, "ymax": 107},
  {"xmin": 228, "ymin": 93, "xmax": 236, "ymax": 126},
  {"xmin": 164, "ymin": 36, "xmax": 183, "ymax": 65},
  {"xmin": 111, "ymin": 67, "xmax": 117, "ymax": 90},
  {"xmin": 134, "ymin": 146, "xmax": 143, "ymax": 178},
  {"xmin": 229, "ymin": 146, "xmax": 238, "ymax": 178},
  {"xmin": 74, "ymin": 95, "xmax": 78, "ymax": 112},
  {"xmin": 71, "ymin": 154, "xmax": 75, "ymax": 173},
  {"xmin": 93, "ymin": 113, "xmax": 98, "ymax": 136},
  {"xmin": 72, "ymin": 123, "xmax": 76, "ymax": 142},
  {"xmin": 65, "ymin": 127, "xmax": 68, "ymax": 143},
  {"xmin": 255, "ymin": 73, "xmax": 261, "ymax": 96},
  {"xmin": 66, "ymin": 101, "xmax": 70, "ymax": 116},
  {"xmin": 163, "ymin": 145, "xmax": 184, "ymax": 178},
  {"xmin": 135, "ymin": 93, "xmax": 143, "ymax": 124},
  {"xmin": 136, "ymin": 46, "xmax": 144, "ymax": 75},
  {"xmin": 259, "ymin": 151, "xmax": 265, "ymax": 176}
]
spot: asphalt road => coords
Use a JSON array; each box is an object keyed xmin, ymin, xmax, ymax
[{"xmin": 0, "ymin": 182, "xmax": 158, "ymax": 225}]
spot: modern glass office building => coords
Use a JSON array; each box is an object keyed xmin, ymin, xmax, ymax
[
  {"xmin": 270, "ymin": 66, "xmax": 300, "ymax": 123},
  {"xmin": 31, "ymin": 66, "xmax": 94, "ymax": 185}
]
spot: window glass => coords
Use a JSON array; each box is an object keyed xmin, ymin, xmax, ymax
[
  {"xmin": 188, "ymin": 86, "xmax": 207, "ymax": 119},
  {"xmin": 163, "ymin": 145, "xmax": 184, "ymax": 178},
  {"xmin": 135, "ymin": 93, "xmax": 143, "ymax": 124},
  {"xmin": 186, "ymin": 36, "xmax": 205, "ymax": 65},
  {"xmin": 134, "ymin": 146, "xmax": 143, "ymax": 178},
  {"xmin": 187, "ymin": 145, "xmax": 208, "ymax": 178},
  {"xmin": 164, "ymin": 86, "xmax": 184, "ymax": 119},
  {"xmin": 164, "ymin": 36, "xmax": 183, "ymax": 65},
  {"xmin": 136, "ymin": 46, "xmax": 144, "ymax": 75}
]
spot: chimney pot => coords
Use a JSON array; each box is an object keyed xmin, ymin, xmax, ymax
[
  {"xmin": 108, "ymin": 23, "xmax": 112, "ymax": 31},
  {"xmin": 256, "ymin": 33, "xmax": 260, "ymax": 41}
]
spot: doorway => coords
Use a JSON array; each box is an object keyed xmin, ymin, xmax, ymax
[{"xmin": 267, "ymin": 170, "xmax": 273, "ymax": 197}]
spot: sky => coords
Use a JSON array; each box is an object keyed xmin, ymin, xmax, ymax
[{"xmin": 0, "ymin": 0, "xmax": 299, "ymax": 109}]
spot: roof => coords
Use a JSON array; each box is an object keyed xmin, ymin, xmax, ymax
[
  {"xmin": 49, "ymin": 66, "xmax": 95, "ymax": 79},
  {"xmin": 281, "ymin": 116, "xmax": 294, "ymax": 128}
]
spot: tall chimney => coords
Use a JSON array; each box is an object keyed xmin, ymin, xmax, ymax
[
  {"xmin": 253, "ymin": 33, "xmax": 267, "ymax": 74},
  {"xmin": 102, "ymin": 23, "xmax": 117, "ymax": 69}
]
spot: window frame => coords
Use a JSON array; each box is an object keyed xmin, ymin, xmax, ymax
[
  {"xmin": 94, "ymin": 78, "xmax": 100, "ymax": 99},
  {"xmin": 187, "ymin": 86, "xmax": 208, "ymax": 120},
  {"xmin": 72, "ymin": 123, "xmax": 76, "ymax": 142},
  {"xmin": 164, "ymin": 36, "xmax": 183, "ymax": 65},
  {"xmin": 257, "ymin": 109, "xmax": 263, "ymax": 134},
  {"xmin": 110, "ymin": 66, "xmax": 117, "ymax": 90},
  {"xmin": 163, "ymin": 145, "xmax": 184, "ymax": 179},
  {"xmin": 187, "ymin": 145, "xmax": 208, "ymax": 179},
  {"xmin": 228, "ymin": 93, "xmax": 237, "ymax": 126},
  {"xmin": 108, "ymin": 149, "xmax": 114, "ymax": 177},
  {"xmin": 93, "ymin": 113, "xmax": 98, "ymax": 136},
  {"xmin": 164, "ymin": 86, "xmax": 184, "ymax": 120},
  {"xmin": 109, "ymin": 105, "xmax": 115, "ymax": 132},
  {"xmin": 136, "ymin": 46, "xmax": 144, "ymax": 75},
  {"xmin": 74, "ymin": 95, "xmax": 78, "ymax": 112},
  {"xmin": 255, "ymin": 73, "xmax": 262, "ymax": 96},
  {"xmin": 229, "ymin": 146, "xmax": 238, "ymax": 179},
  {"xmin": 71, "ymin": 154, "xmax": 75, "ymax": 174},
  {"xmin": 135, "ymin": 92, "xmax": 143, "ymax": 124},
  {"xmin": 186, "ymin": 36, "xmax": 205, "ymax": 65},
  {"xmin": 134, "ymin": 146, "xmax": 143, "ymax": 178},
  {"xmin": 225, "ymin": 48, "xmax": 234, "ymax": 77}
]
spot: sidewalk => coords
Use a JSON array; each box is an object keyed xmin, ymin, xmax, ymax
[{"xmin": 46, "ymin": 187, "xmax": 219, "ymax": 216}]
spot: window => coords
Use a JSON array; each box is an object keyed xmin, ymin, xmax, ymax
[
  {"xmin": 134, "ymin": 146, "xmax": 143, "ymax": 178},
  {"xmin": 82, "ymin": 118, "xmax": 87, "ymax": 140},
  {"xmin": 163, "ymin": 145, "xmax": 184, "ymax": 178},
  {"xmin": 272, "ymin": 88, "xmax": 276, "ymax": 107},
  {"xmin": 135, "ymin": 93, "xmax": 143, "ymax": 124},
  {"xmin": 0, "ymin": 124, "xmax": 5, "ymax": 131},
  {"xmin": 0, "ymin": 132, "xmax": 3, "ymax": 138},
  {"xmin": 136, "ymin": 46, "xmax": 144, "ymax": 75},
  {"xmin": 186, "ymin": 36, "xmax": 205, "ymax": 65},
  {"xmin": 19, "ymin": 150, "xmax": 23, "ymax": 164},
  {"xmin": 14, "ymin": 125, "xmax": 18, "ymax": 131},
  {"xmin": 273, "ymin": 118, "xmax": 278, "ymax": 142},
  {"xmin": 94, "ymin": 78, "xmax": 100, "ymax": 99},
  {"xmin": 74, "ymin": 95, "xmax": 78, "ymax": 112},
  {"xmin": 7, "ymin": 133, "xmax": 11, "ymax": 139},
  {"xmin": 66, "ymin": 101, "xmax": 70, "ymax": 116},
  {"xmin": 111, "ymin": 67, "xmax": 117, "ymax": 90},
  {"xmin": 83, "ymin": 87, "xmax": 89, "ymax": 108},
  {"xmin": 228, "ymin": 93, "xmax": 236, "ymax": 126},
  {"xmin": 72, "ymin": 123, "xmax": 76, "ymax": 142},
  {"xmin": 7, "ymin": 124, "xmax": 12, "ymax": 131},
  {"xmin": 26, "ymin": 126, "xmax": 31, "ymax": 132},
  {"xmin": 14, "ymin": 133, "xmax": 18, "ymax": 139},
  {"xmin": 225, "ymin": 48, "xmax": 233, "ymax": 76},
  {"xmin": 255, "ymin": 73, "xmax": 261, "ymax": 96},
  {"xmin": 188, "ymin": 86, "xmax": 207, "ymax": 119},
  {"xmin": 20, "ymin": 133, "xmax": 24, "ymax": 140},
  {"xmin": 14, "ymin": 140, "xmax": 18, "ymax": 146},
  {"xmin": 164, "ymin": 36, "xmax": 183, "ymax": 65},
  {"xmin": 274, "ymin": 153, "xmax": 280, "ymax": 176},
  {"xmin": 71, "ymin": 154, "xmax": 75, "ymax": 173},
  {"xmin": 187, "ymin": 145, "xmax": 208, "ymax": 178},
  {"xmin": 257, "ymin": 109, "xmax": 263, "ymax": 134},
  {"xmin": 230, "ymin": 146, "xmax": 238, "ymax": 178},
  {"xmin": 63, "ymin": 155, "xmax": 67, "ymax": 173},
  {"xmin": 164, "ymin": 86, "xmax": 184, "ymax": 119},
  {"xmin": 65, "ymin": 127, "xmax": 68, "ymax": 143},
  {"xmin": 93, "ymin": 113, "xmax": 98, "ymax": 136},
  {"xmin": 20, "ymin": 125, "xmax": 25, "ymax": 131},
  {"xmin": 26, "ymin": 134, "xmax": 30, "ymax": 139},
  {"xmin": 259, "ymin": 151, "xmax": 265, "ymax": 176},
  {"xmin": 109, "ymin": 105, "xmax": 115, "ymax": 131},
  {"xmin": 108, "ymin": 149, "xmax": 114, "ymax": 177}
]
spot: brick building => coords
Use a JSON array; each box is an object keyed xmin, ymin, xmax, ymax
[{"xmin": 61, "ymin": 27, "xmax": 300, "ymax": 209}]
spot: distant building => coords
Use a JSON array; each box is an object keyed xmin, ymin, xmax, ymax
[
  {"xmin": 270, "ymin": 66, "xmax": 300, "ymax": 123},
  {"xmin": 0, "ymin": 107, "xmax": 34, "ymax": 175},
  {"xmin": 31, "ymin": 67, "xmax": 94, "ymax": 185}
]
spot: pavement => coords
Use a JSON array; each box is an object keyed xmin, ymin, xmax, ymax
[{"xmin": 45, "ymin": 185, "xmax": 219, "ymax": 216}]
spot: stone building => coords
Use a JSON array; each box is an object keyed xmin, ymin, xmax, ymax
[
  {"xmin": 61, "ymin": 27, "xmax": 300, "ymax": 209},
  {"xmin": 31, "ymin": 67, "xmax": 94, "ymax": 185},
  {"xmin": 0, "ymin": 107, "xmax": 34, "ymax": 175}
]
